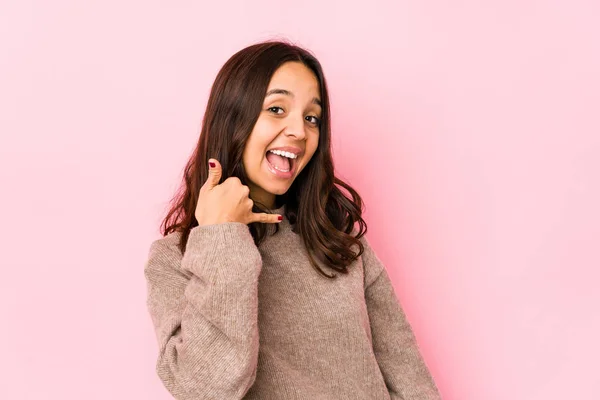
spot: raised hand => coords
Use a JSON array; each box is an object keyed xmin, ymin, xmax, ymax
[{"xmin": 195, "ymin": 158, "xmax": 283, "ymax": 226}]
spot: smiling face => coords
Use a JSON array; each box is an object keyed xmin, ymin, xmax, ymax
[{"xmin": 243, "ymin": 61, "xmax": 322, "ymax": 209}]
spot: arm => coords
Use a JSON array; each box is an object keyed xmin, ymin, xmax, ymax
[
  {"xmin": 144, "ymin": 222, "xmax": 262, "ymax": 400},
  {"xmin": 361, "ymin": 236, "xmax": 441, "ymax": 400}
]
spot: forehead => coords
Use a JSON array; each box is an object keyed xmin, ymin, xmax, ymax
[{"xmin": 267, "ymin": 62, "xmax": 320, "ymax": 95}]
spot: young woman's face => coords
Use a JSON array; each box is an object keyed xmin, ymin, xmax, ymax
[{"xmin": 243, "ymin": 61, "xmax": 322, "ymax": 209}]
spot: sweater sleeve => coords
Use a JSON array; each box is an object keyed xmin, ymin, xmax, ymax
[
  {"xmin": 361, "ymin": 236, "xmax": 442, "ymax": 400},
  {"xmin": 144, "ymin": 222, "xmax": 262, "ymax": 400}
]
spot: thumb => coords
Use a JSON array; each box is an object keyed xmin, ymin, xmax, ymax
[{"xmin": 204, "ymin": 158, "xmax": 222, "ymax": 190}]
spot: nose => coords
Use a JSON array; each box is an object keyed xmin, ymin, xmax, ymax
[{"xmin": 283, "ymin": 114, "xmax": 306, "ymax": 140}]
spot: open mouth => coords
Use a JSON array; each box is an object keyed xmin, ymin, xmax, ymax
[{"xmin": 265, "ymin": 150, "xmax": 298, "ymax": 177}]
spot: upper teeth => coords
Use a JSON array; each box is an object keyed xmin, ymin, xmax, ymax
[{"xmin": 268, "ymin": 149, "xmax": 297, "ymax": 159}]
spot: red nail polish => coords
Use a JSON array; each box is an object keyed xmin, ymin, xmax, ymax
[
  {"xmin": 209, "ymin": 162, "xmax": 215, "ymax": 168},
  {"xmin": 278, "ymin": 215, "xmax": 283, "ymax": 221}
]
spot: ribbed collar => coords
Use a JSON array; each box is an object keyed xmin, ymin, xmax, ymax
[
  {"xmin": 265, "ymin": 203, "xmax": 289, "ymax": 235},
  {"xmin": 268, "ymin": 203, "xmax": 286, "ymax": 215}
]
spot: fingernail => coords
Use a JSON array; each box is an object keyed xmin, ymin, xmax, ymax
[
  {"xmin": 278, "ymin": 215, "xmax": 283, "ymax": 221},
  {"xmin": 209, "ymin": 161, "xmax": 215, "ymax": 168}
]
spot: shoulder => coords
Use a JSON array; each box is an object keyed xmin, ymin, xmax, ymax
[
  {"xmin": 355, "ymin": 233, "xmax": 386, "ymax": 288},
  {"xmin": 145, "ymin": 231, "xmax": 188, "ymax": 276},
  {"xmin": 149, "ymin": 231, "xmax": 183, "ymax": 256}
]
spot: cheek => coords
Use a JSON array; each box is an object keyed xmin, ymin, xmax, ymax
[
  {"xmin": 242, "ymin": 143, "xmax": 266, "ymax": 175},
  {"xmin": 241, "ymin": 146, "xmax": 258, "ymax": 175},
  {"xmin": 247, "ymin": 123, "xmax": 276, "ymax": 154},
  {"xmin": 300, "ymin": 147, "xmax": 318, "ymax": 171},
  {"xmin": 308, "ymin": 138, "xmax": 319, "ymax": 158}
]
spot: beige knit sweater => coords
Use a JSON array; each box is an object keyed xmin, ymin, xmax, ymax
[{"xmin": 144, "ymin": 204, "xmax": 441, "ymax": 399}]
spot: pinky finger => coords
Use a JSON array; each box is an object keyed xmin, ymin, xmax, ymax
[{"xmin": 252, "ymin": 212, "xmax": 283, "ymax": 224}]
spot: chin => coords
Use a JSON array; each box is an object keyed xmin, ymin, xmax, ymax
[{"xmin": 264, "ymin": 182, "xmax": 292, "ymax": 195}]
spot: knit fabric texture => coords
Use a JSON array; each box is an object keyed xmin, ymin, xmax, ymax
[{"xmin": 144, "ymin": 204, "xmax": 441, "ymax": 399}]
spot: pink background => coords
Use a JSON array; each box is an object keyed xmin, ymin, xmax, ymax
[{"xmin": 1, "ymin": 1, "xmax": 599, "ymax": 399}]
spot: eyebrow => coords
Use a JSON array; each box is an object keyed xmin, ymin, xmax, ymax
[{"xmin": 265, "ymin": 88, "xmax": 322, "ymax": 107}]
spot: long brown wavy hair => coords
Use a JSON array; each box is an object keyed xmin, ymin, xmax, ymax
[{"xmin": 160, "ymin": 39, "xmax": 368, "ymax": 278}]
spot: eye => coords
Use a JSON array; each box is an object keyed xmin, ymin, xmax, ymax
[
  {"xmin": 306, "ymin": 115, "xmax": 321, "ymax": 126},
  {"xmin": 267, "ymin": 106, "xmax": 284, "ymax": 115},
  {"xmin": 267, "ymin": 106, "xmax": 320, "ymax": 126}
]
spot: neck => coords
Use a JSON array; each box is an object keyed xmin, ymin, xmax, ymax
[{"xmin": 249, "ymin": 187, "xmax": 276, "ymax": 209}]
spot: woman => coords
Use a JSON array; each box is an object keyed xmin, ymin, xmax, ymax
[{"xmin": 144, "ymin": 40, "xmax": 441, "ymax": 399}]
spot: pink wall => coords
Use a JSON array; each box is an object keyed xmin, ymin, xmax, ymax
[{"xmin": 1, "ymin": 1, "xmax": 599, "ymax": 399}]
